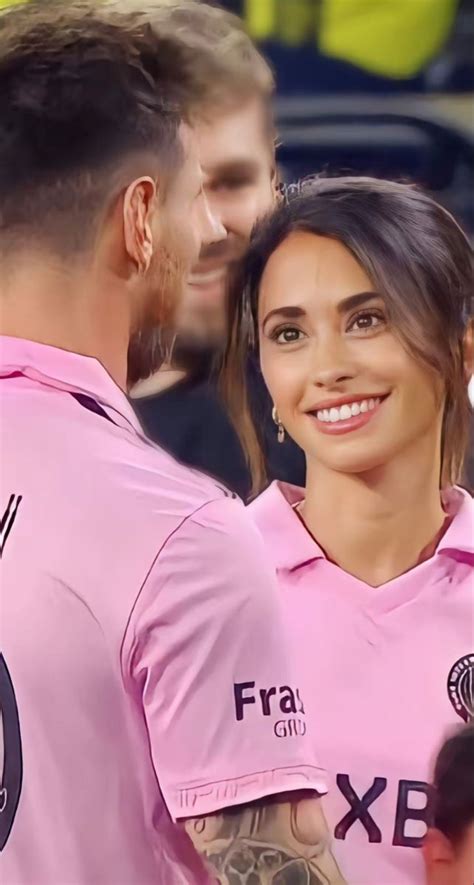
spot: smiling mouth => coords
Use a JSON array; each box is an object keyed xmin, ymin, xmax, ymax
[
  {"xmin": 307, "ymin": 394, "xmax": 390, "ymax": 434},
  {"xmin": 313, "ymin": 396, "xmax": 387, "ymax": 424}
]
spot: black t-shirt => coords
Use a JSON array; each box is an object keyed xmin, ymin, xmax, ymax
[{"xmin": 132, "ymin": 363, "xmax": 305, "ymax": 501}]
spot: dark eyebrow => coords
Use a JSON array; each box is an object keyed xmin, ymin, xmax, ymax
[
  {"xmin": 262, "ymin": 292, "xmax": 382, "ymax": 329},
  {"xmin": 336, "ymin": 291, "xmax": 382, "ymax": 313},
  {"xmin": 262, "ymin": 305, "xmax": 306, "ymax": 329},
  {"xmin": 262, "ymin": 293, "xmax": 382, "ymax": 331},
  {"xmin": 204, "ymin": 159, "xmax": 260, "ymax": 180}
]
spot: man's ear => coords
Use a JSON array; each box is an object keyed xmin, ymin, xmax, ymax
[
  {"xmin": 423, "ymin": 827, "xmax": 455, "ymax": 882},
  {"xmin": 123, "ymin": 177, "xmax": 157, "ymax": 276}
]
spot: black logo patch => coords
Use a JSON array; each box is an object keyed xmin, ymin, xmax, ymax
[{"xmin": 447, "ymin": 654, "xmax": 474, "ymax": 723}]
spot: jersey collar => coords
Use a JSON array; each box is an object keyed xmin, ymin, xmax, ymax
[
  {"xmin": 251, "ymin": 481, "xmax": 326, "ymax": 572},
  {"xmin": 0, "ymin": 335, "xmax": 143, "ymax": 435},
  {"xmin": 252, "ymin": 481, "xmax": 474, "ymax": 572},
  {"xmin": 438, "ymin": 486, "xmax": 474, "ymax": 559}
]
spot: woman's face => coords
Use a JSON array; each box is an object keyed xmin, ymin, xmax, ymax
[{"xmin": 258, "ymin": 231, "xmax": 445, "ymax": 476}]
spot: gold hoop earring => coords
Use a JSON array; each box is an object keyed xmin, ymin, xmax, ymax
[{"xmin": 272, "ymin": 406, "xmax": 285, "ymax": 444}]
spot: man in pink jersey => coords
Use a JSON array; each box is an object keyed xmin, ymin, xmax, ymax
[{"xmin": 0, "ymin": 3, "xmax": 344, "ymax": 884}]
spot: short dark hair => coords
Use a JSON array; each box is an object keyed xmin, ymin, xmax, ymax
[
  {"xmin": 432, "ymin": 722, "xmax": 474, "ymax": 844},
  {"xmin": 222, "ymin": 176, "xmax": 473, "ymax": 494},
  {"xmin": 109, "ymin": 0, "xmax": 275, "ymax": 133},
  {"xmin": 0, "ymin": 0, "xmax": 199, "ymax": 255}
]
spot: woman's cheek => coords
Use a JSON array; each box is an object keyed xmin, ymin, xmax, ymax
[{"xmin": 267, "ymin": 370, "xmax": 307, "ymax": 428}]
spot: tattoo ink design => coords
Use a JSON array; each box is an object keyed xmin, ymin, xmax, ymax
[{"xmin": 187, "ymin": 795, "xmax": 346, "ymax": 885}]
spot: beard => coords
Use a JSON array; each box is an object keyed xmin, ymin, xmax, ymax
[
  {"xmin": 127, "ymin": 319, "xmax": 223, "ymax": 386},
  {"xmin": 127, "ymin": 234, "xmax": 187, "ymax": 387},
  {"xmin": 128, "ymin": 261, "xmax": 233, "ymax": 387}
]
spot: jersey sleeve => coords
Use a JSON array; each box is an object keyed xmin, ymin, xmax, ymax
[{"xmin": 124, "ymin": 495, "xmax": 326, "ymax": 821}]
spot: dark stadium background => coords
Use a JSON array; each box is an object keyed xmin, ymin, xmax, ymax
[{"xmin": 222, "ymin": 0, "xmax": 474, "ymax": 234}]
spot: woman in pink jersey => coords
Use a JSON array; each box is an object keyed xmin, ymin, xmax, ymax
[{"xmin": 222, "ymin": 177, "xmax": 474, "ymax": 885}]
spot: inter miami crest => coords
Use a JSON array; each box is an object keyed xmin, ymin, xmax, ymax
[{"xmin": 447, "ymin": 654, "xmax": 474, "ymax": 723}]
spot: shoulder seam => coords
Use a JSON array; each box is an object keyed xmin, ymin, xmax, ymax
[{"xmin": 119, "ymin": 491, "xmax": 233, "ymax": 680}]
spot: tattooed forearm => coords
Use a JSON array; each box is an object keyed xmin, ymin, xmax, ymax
[{"xmin": 185, "ymin": 792, "xmax": 346, "ymax": 884}]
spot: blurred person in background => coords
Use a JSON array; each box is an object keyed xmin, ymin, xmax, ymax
[
  {"xmin": 240, "ymin": 0, "xmax": 464, "ymax": 93},
  {"xmin": 222, "ymin": 175, "xmax": 474, "ymax": 883},
  {"xmin": 424, "ymin": 722, "xmax": 474, "ymax": 885},
  {"xmin": 128, "ymin": 0, "xmax": 305, "ymax": 500},
  {"xmin": 0, "ymin": 3, "xmax": 344, "ymax": 883}
]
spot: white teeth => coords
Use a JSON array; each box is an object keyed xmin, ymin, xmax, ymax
[{"xmin": 314, "ymin": 397, "xmax": 382, "ymax": 423}]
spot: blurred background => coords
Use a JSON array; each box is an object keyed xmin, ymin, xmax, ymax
[
  {"xmin": 1, "ymin": 0, "xmax": 472, "ymax": 231},
  {"xmin": 222, "ymin": 0, "xmax": 474, "ymax": 234}
]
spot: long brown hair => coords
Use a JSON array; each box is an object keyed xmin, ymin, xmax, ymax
[{"xmin": 221, "ymin": 176, "xmax": 473, "ymax": 496}]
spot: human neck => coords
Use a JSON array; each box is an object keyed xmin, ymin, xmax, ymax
[
  {"xmin": 130, "ymin": 364, "xmax": 187, "ymax": 398},
  {"xmin": 0, "ymin": 252, "xmax": 130, "ymax": 390},
  {"xmin": 302, "ymin": 439, "xmax": 446, "ymax": 587},
  {"xmin": 130, "ymin": 345, "xmax": 217, "ymax": 398}
]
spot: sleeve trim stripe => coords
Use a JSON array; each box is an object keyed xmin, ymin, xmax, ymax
[{"xmin": 167, "ymin": 764, "xmax": 328, "ymax": 821}]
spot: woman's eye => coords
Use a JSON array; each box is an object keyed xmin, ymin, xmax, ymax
[
  {"xmin": 348, "ymin": 311, "xmax": 386, "ymax": 333},
  {"xmin": 272, "ymin": 327, "xmax": 303, "ymax": 344}
]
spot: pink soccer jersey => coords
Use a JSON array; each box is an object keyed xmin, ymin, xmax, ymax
[
  {"xmin": 251, "ymin": 481, "xmax": 474, "ymax": 885},
  {"xmin": 0, "ymin": 338, "xmax": 326, "ymax": 885}
]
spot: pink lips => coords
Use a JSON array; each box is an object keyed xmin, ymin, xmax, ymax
[{"xmin": 309, "ymin": 397, "xmax": 387, "ymax": 436}]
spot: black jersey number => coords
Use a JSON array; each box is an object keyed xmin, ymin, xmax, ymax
[{"xmin": 0, "ymin": 654, "xmax": 22, "ymax": 851}]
